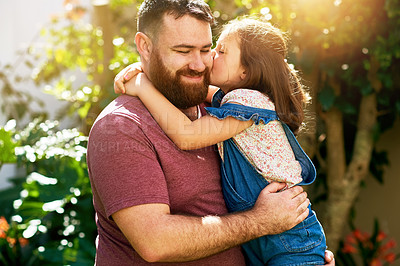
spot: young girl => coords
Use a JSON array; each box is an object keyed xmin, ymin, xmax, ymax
[{"xmin": 116, "ymin": 17, "xmax": 326, "ymax": 266}]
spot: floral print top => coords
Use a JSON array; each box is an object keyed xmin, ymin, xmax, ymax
[{"xmin": 218, "ymin": 88, "xmax": 302, "ymax": 187}]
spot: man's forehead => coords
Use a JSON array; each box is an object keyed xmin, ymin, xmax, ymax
[{"xmin": 159, "ymin": 14, "xmax": 212, "ymax": 46}]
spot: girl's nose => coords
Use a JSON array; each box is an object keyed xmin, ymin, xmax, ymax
[{"xmin": 211, "ymin": 49, "xmax": 216, "ymax": 59}]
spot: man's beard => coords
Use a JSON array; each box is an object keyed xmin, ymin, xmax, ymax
[{"xmin": 148, "ymin": 50, "xmax": 210, "ymax": 109}]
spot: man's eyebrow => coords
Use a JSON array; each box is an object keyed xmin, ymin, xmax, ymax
[{"xmin": 171, "ymin": 43, "xmax": 213, "ymax": 49}]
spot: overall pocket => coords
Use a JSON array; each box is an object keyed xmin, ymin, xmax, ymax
[
  {"xmin": 220, "ymin": 138, "xmax": 270, "ymax": 212},
  {"xmin": 221, "ymin": 165, "xmax": 255, "ymax": 212}
]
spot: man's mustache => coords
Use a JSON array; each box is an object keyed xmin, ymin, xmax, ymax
[{"xmin": 177, "ymin": 68, "xmax": 209, "ymax": 77}]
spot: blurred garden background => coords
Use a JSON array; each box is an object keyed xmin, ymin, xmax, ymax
[{"xmin": 0, "ymin": 0, "xmax": 399, "ymax": 265}]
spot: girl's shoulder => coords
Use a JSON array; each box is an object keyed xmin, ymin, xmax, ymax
[{"xmin": 221, "ymin": 88, "xmax": 275, "ymax": 110}]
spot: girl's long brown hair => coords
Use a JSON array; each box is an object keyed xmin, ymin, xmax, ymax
[{"xmin": 223, "ymin": 17, "xmax": 309, "ymax": 134}]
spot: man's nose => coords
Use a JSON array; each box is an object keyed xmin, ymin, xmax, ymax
[{"xmin": 188, "ymin": 52, "xmax": 207, "ymax": 72}]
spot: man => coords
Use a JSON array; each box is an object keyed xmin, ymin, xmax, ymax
[{"xmin": 87, "ymin": 0, "xmax": 334, "ymax": 265}]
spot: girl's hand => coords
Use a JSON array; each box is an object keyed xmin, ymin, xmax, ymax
[
  {"xmin": 205, "ymin": 85, "xmax": 220, "ymax": 103},
  {"xmin": 124, "ymin": 72, "xmax": 152, "ymax": 97},
  {"xmin": 114, "ymin": 62, "xmax": 143, "ymax": 94}
]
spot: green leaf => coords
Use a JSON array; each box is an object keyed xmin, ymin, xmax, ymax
[
  {"xmin": 0, "ymin": 185, "xmax": 23, "ymax": 217},
  {"xmin": 17, "ymin": 201, "xmax": 46, "ymax": 220},
  {"xmin": 336, "ymin": 100, "xmax": 358, "ymax": 115},
  {"xmin": 360, "ymin": 84, "xmax": 373, "ymax": 96},
  {"xmin": 0, "ymin": 127, "xmax": 18, "ymax": 164},
  {"xmin": 370, "ymin": 149, "xmax": 389, "ymax": 184},
  {"xmin": 40, "ymin": 247, "xmax": 65, "ymax": 264},
  {"xmin": 318, "ymin": 85, "xmax": 336, "ymax": 111},
  {"xmin": 396, "ymin": 101, "xmax": 400, "ymax": 114},
  {"xmin": 77, "ymin": 102, "xmax": 92, "ymax": 119}
]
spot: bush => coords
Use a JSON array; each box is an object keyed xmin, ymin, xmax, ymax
[{"xmin": 0, "ymin": 118, "xmax": 96, "ymax": 265}]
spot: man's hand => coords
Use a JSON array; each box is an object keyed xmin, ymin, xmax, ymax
[
  {"xmin": 251, "ymin": 182, "xmax": 310, "ymax": 236},
  {"xmin": 114, "ymin": 62, "xmax": 143, "ymax": 94},
  {"xmin": 253, "ymin": 183, "xmax": 335, "ymax": 265},
  {"xmin": 324, "ymin": 250, "xmax": 335, "ymax": 265}
]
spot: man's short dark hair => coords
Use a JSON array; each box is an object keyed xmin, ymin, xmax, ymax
[{"xmin": 137, "ymin": 0, "xmax": 215, "ymax": 41}]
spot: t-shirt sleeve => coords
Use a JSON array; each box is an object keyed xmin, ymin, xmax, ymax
[{"xmin": 87, "ymin": 113, "xmax": 170, "ymax": 219}]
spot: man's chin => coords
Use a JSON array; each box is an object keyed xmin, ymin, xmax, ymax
[{"xmin": 172, "ymin": 93, "xmax": 208, "ymax": 109}]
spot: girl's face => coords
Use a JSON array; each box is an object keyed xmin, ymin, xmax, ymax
[{"xmin": 210, "ymin": 31, "xmax": 246, "ymax": 93}]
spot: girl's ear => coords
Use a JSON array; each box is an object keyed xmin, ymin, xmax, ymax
[
  {"xmin": 240, "ymin": 70, "xmax": 247, "ymax": 80},
  {"xmin": 135, "ymin": 32, "xmax": 153, "ymax": 62}
]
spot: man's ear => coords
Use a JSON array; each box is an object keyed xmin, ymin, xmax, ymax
[{"xmin": 135, "ymin": 32, "xmax": 153, "ymax": 62}]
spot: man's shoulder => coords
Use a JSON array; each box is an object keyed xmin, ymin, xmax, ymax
[
  {"xmin": 96, "ymin": 95, "xmax": 146, "ymax": 120},
  {"xmin": 88, "ymin": 95, "xmax": 152, "ymax": 138}
]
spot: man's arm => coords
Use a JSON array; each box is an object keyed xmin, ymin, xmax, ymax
[{"xmin": 112, "ymin": 182, "xmax": 310, "ymax": 263}]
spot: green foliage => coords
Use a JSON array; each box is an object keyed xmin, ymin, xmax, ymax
[
  {"xmin": 369, "ymin": 149, "xmax": 389, "ymax": 184},
  {"xmin": 318, "ymin": 85, "xmax": 336, "ymax": 111},
  {"xmin": 0, "ymin": 120, "xmax": 19, "ymax": 166},
  {"xmin": 1, "ymin": 0, "xmax": 400, "ymax": 263},
  {"xmin": 276, "ymin": 0, "xmax": 400, "ymax": 184},
  {"xmin": 31, "ymin": 20, "xmax": 105, "ymax": 122},
  {"xmin": 33, "ymin": 20, "xmax": 104, "ymax": 82},
  {"xmin": 26, "ymin": 2, "xmax": 143, "ymax": 129},
  {"xmin": 0, "ymin": 64, "xmax": 46, "ymax": 122},
  {"xmin": 0, "ymin": 119, "xmax": 95, "ymax": 265},
  {"xmin": 109, "ymin": 36, "xmax": 140, "ymax": 74},
  {"xmin": 110, "ymin": 0, "xmax": 135, "ymax": 8},
  {"xmin": 0, "ymin": 216, "xmax": 37, "ymax": 266},
  {"xmin": 0, "ymin": 1, "xmax": 141, "ymax": 264}
]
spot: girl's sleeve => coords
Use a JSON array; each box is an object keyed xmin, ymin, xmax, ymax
[
  {"xmin": 205, "ymin": 89, "xmax": 278, "ymax": 125},
  {"xmin": 221, "ymin": 89, "xmax": 276, "ymax": 111}
]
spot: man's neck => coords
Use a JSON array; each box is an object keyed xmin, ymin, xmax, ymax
[{"xmin": 180, "ymin": 106, "xmax": 199, "ymax": 121}]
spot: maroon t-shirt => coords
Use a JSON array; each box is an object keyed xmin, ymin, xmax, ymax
[{"xmin": 87, "ymin": 95, "xmax": 245, "ymax": 265}]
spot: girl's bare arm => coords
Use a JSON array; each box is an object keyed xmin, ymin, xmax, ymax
[{"xmin": 124, "ymin": 73, "xmax": 252, "ymax": 150}]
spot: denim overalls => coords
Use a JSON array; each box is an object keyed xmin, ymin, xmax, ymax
[{"xmin": 205, "ymin": 90, "xmax": 326, "ymax": 266}]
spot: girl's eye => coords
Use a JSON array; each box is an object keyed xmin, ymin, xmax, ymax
[{"xmin": 218, "ymin": 50, "xmax": 225, "ymax": 54}]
